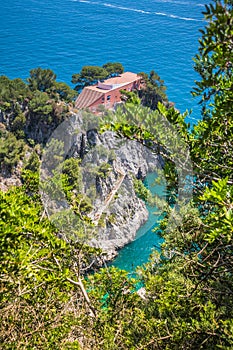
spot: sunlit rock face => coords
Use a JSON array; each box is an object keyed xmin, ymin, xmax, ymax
[{"xmin": 69, "ymin": 125, "xmax": 162, "ymax": 259}]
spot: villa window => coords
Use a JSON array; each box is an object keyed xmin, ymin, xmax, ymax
[{"xmin": 107, "ymin": 95, "xmax": 111, "ymax": 101}]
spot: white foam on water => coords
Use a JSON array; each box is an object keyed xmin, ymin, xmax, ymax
[
  {"xmin": 73, "ymin": 0, "xmax": 203, "ymax": 22},
  {"xmin": 103, "ymin": 3, "xmax": 151, "ymax": 14},
  {"xmin": 151, "ymin": 0, "xmax": 204, "ymax": 7}
]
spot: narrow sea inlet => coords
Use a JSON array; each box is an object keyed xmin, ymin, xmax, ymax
[{"xmin": 110, "ymin": 172, "xmax": 165, "ymax": 271}]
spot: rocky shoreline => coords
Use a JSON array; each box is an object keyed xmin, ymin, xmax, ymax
[
  {"xmin": 1, "ymin": 108, "xmax": 163, "ymax": 263},
  {"xmin": 68, "ymin": 120, "xmax": 162, "ymax": 261}
]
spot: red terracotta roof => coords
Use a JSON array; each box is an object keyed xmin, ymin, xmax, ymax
[
  {"xmin": 88, "ymin": 72, "xmax": 141, "ymax": 93},
  {"xmin": 104, "ymin": 72, "xmax": 140, "ymax": 85},
  {"xmin": 75, "ymin": 88, "xmax": 103, "ymax": 109},
  {"xmin": 75, "ymin": 72, "xmax": 141, "ymax": 109}
]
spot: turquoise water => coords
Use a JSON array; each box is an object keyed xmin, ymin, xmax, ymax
[
  {"xmin": 0, "ymin": 0, "xmax": 205, "ymax": 124},
  {"xmin": 110, "ymin": 173, "xmax": 165, "ymax": 271}
]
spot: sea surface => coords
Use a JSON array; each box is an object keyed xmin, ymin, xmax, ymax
[
  {"xmin": 1, "ymin": 0, "xmax": 206, "ymax": 270},
  {"xmin": 1, "ymin": 0, "xmax": 206, "ymax": 123}
]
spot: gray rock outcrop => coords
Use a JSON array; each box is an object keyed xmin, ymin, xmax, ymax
[
  {"xmin": 40, "ymin": 112, "xmax": 162, "ymax": 260},
  {"xmin": 69, "ymin": 122, "xmax": 162, "ymax": 258}
]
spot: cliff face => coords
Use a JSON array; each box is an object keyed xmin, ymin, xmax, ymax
[
  {"xmin": 68, "ymin": 121, "xmax": 162, "ymax": 258},
  {"xmin": 1, "ymin": 106, "xmax": 162, "ymax": 259}
]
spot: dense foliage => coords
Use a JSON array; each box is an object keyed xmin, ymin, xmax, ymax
[
  {"xmin": 71, "ymin": 62, "xmax": 124, "ymax": 91},
  {"xmin": 138, "ymin": 70, "xmax": 168, "ymax": 110},
  {"xmin": 0, "ymin": 1, "xmax": 232, "ymax": 349}
]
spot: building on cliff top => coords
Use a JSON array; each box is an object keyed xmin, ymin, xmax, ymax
[{"xmin": 75, "ymin": 72, "xmax": 142, "ymax": 113}]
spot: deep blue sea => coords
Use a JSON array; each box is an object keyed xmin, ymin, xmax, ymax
[
  {"xmin": 1, "ymin": 0, "xmax": 206, "ymax": 270},
  {"xmin": 1, "ymin": 0, "xmax": 206, "ymax": 123}
]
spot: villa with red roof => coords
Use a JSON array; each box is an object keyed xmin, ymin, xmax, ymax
[{"xmin": 75, "ymin": 72, "xmax": 142, "ymax": 113}]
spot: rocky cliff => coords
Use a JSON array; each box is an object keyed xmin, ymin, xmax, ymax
[
  {"xmin": 1, "ymin": 106, "xmax": 162, "ymax": 260},
  {"xmin": 64, "ymin": 114, "xmax": 162, "ymax": 259}
]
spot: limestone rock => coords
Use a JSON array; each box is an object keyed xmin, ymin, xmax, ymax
[{"xmin": 68, "ymin": 127, "xmax": 162, "ymax": 258}]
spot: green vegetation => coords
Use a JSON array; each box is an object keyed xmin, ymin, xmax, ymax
[
  {"xmin": 0, "ymin": 187, "xmax": 102, "ymax": 349},
  {"xmin": 138, "ymin": 70, "xmax": 168, "ymax": 110},
  {"xmin": 95, "ymin": 162, "xmax": 112, "ymax": 179},
  {"xmin": 102, "ymin": 62, "xmax": 124, "ymax": 76},
  {"xmin": 0, "ymin": 1, "xmax": 232, "ymax": 348},
  {"xmin": 0, "ymin": 131, "xmax": 26, "ymax": 173},
  {"xmin": 71, "ymin": 62, "xmax": 124, "ymax": 91},
  {"xmin": 0, "ymin": 67, "xmax": 77, "ymax": 154},
  {"xmin": 133, "ymin": 178, "xmax": 153, "ymax": 203},
  {"xmin": 28, "ymin": 67, "xmax": 77, "ymax": 102},
  {"xmin": 28, "ymin": 67, "xmax": 57, "ymax": 92}
]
